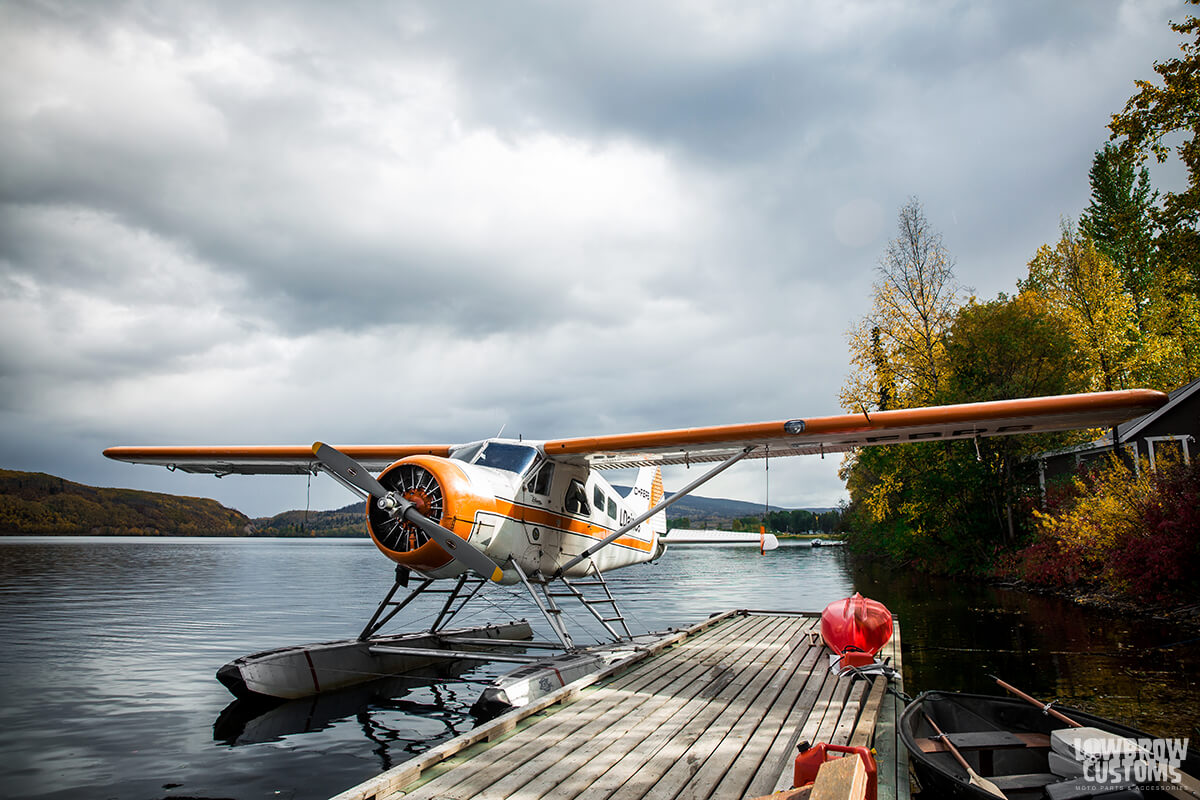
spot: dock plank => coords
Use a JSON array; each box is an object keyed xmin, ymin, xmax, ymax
[
  {"xmin": 511, "ymin": 617, "xmax": 807, "ymax": 800},
  {"xmin": 678, "ymin": 621, "xmax": 824, "ymax": 800},
  {"xmin": 329, "ymin": 609, "xmax": 743, "ymax": 800},
  {"xmin": 569, "ymin": 621, "xmax": 814, "ymax": 800},
  {"xmin": 849, "ymin": 676, "xmax": 888, "ymax": 749},
  {"xmin": 455, "ymin": 616, "xmax": 794, "ymax": 800},
  {"xmin": 329, "ymin": 612, "xmax": 906, "ymax": 800},
  {"xmin": 605, "ymin": 617, "xmax": 813, "ymax": 800},
  {"xmin": 763, "ymin": 651, "xmax": 842, "ymax": 795},
  {"xmin": 709, "ymin": 625, "xmax": 827, "ymax": 800},
  {"xmin": 873, "ymin": 617, "xmax": 906, "ymax": 800},
  {"xmin": 831, "ymin": 679, "xmax": 869, "ymax": 745},
  {"xmin": 745, "ymin": 643, "xmax": 836, "ymax": 797},
  {"xmin": 403, "ymin": 614, "xmax": 788, "ymax": 800}
]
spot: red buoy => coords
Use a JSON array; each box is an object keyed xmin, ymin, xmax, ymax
[{"xmin": 820, "ymin": 593, "xmax": 893, "ymax": 667}]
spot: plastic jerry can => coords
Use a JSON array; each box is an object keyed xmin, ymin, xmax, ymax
[{"xmin": 793, "ymin": 740, "xmax": 878, "ymax": 800}]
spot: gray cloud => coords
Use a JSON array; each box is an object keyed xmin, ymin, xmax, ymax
[{"xmin": 0, "ymin": 0, "xmax": 1184, "ymax": 515}]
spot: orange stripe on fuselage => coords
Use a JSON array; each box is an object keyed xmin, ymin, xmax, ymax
[{"xmin": 461, "ymin": 497, "xmax": 654, "ymax": 553}]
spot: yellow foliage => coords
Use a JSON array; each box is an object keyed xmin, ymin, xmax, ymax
[
  {"xmin": 1138, "ymin": 265, "xmax": 1200, "ymax": 387},
  {"xmin": 842, "ymin": 199, "xmax": 965, "ymax": 412},
  {"xmin": 1031, "ymin": 458, "xmax": 1154, "ymax": 592},
  {"xmin": 864, "ymin": 471, "xmax": 904, "ymax": 524},
  {"xmin": 1022, "ymin": 224, "xmax": 1139, "ymax": 391}
]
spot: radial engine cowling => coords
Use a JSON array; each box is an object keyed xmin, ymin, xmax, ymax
[{"xmin": 366, "ymin": 456, "xmax": 477, "ymax": 576}]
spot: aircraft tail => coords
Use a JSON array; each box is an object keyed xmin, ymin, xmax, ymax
[{"xmin": 631, "ymin": 466, "xmax": 667, "ymax": 538}]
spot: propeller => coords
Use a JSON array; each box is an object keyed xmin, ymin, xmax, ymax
[{"xmin": 312, "ymin": 442, "xmax": 504, "ymax": 583}]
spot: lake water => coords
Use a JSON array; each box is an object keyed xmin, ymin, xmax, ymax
[{"xmin": 0, "ymin": 537, "xmax": 1196, "ymax": 799}]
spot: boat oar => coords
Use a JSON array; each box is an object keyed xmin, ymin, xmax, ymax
[
  {"xmin": 990, "ymin": 676, "xmax": 1080, "ymax": 728},
  {"xmin": 922, "ymin": 711, "xmax": 1008, "ymax": 799},
  {"xmin": 991, "ymin": 676, "xmax": 1200, "ymax": 800}
]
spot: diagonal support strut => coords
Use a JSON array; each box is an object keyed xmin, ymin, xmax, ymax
[{"xmin": 554, "ymin": 445, "xmax": 758, "ymax": 578}]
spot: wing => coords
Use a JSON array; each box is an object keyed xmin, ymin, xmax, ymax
[
  {"xmin": 104, "ymin": 390, "xmax": 1168, "ymax": 474},
  {"xmin": 543, "ymin": 389, "xmax": 1169, "ymax": 469},
  {"xmin": 102, "ymin": 444, "xmax": 453, "ymax": 475}
]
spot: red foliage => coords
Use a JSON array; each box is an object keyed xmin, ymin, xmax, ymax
[
  {"xmin": 1012, "ymin": 536, "xmax": 1084, "ymax": 588},
  {"xmin": 1107, "ymin": 462, "xmax": 1200, "ymax": 603}
]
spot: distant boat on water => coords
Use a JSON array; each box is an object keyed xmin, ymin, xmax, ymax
[{"xmin": 661, "ymin": 529, "xmax": 779, "ymax": 550}]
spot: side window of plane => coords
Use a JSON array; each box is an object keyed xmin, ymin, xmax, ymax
[
  {"xmin": 607, "ymin": 496, "xmax": 617, "ymax": 520},
  {"xmin": 529, "ymin": 461, "xmax": 554, "ymax": 496},
  {"xmin": 593, "ymin": 485, "xmax": 604, "ymax": 512},
  {"xmin": 565, "ymin": 479, "xmax": 590, "ymax": 516}
]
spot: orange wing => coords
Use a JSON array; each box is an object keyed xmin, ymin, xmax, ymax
[
  {"xmin": 104, "ymin": 389, "xmax": 1167, "ymax": 474},
  {"xmin": 102, "ymin": 444, "xmax": 453, "ymax": 475},
  {"xmin": 543, "ymin": 389, "xmax": 1168, "ymax": 469}
]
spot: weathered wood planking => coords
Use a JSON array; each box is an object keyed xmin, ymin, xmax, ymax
[
  {"xmin": 410, "ymin": 614, "xmax": 793, "ymax": 800},
  {"xmin": 872, "ymin": 617, "xmax": 907, "ymax": 800},
  {"xmin": 329, "ymin": 611, "xmax": 907, "ymax": 800}
]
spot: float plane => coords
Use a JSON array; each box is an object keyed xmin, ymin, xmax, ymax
[{"xmin": 105, "ymin": 389, "xmax": 1166, "ymax": 708}]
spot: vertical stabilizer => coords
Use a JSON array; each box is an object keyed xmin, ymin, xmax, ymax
[{"xmin": 631, "ymin": 466, "xmax": 667, "ymax": 537}]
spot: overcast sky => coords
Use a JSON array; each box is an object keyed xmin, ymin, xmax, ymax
[{"xmin": 0, "ymin": 1, "xmax": 1188, "ymax": 518}]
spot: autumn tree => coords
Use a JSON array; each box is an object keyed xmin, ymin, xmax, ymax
[
  {"xmin": 1109, "ymin": 0, "xmax": 1200, "ymax": 281},
  {"xmin": 842, "ymin": 198, "xmax": 966, "ymax": 412},
  {"xmin": 1141, "ymin": 265, "xmax": 1200, "ymax": 385},
  {"xmin": 942, "ymin": 294, "xmax": 1088, "ymax": 543},
  {"xmin": 945, "ymin": 293, "xmax": 1086, "ymax": 404},
  {"xmin": 1020, "ymin": 223, "xmax": 1139, "ymax": 392}
]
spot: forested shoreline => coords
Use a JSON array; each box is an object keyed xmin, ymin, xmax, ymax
[
  {"xmin": 0, "ymin": 468, "xmax": 368, "ymax": 537},
  {"xmin": 838, "ymin": 5, "xmax": 1200, "ymax": 608},
  {"xmin": 0, "ymin": 468, "xmax": 253, "ymax": 535}
]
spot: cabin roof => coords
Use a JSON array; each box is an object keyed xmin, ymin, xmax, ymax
[{"xmin": 1030, "ymin": 377, "xmax": 1200, "ymax": 460}]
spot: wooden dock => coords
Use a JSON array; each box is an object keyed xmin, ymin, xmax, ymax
[{"xmin": 330, "ymin": 609, "xmax": 908, "ymax": 800}]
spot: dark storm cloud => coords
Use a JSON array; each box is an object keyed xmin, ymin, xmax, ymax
[
  {"xmin": 0, "ymin": 0, "xmax": 1186, "ymax": 514},
  {"xmin": 2, "ymin": 0, "xmax": 716, "ymax": 339},
  {"xmin": 411, "ymin": 1, "xmax": 1132, "ymax": 161}
]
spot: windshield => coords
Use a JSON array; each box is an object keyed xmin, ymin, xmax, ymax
[
  {"xmin": 449, "ymin": 442, "xmax": 484, "ymax": 463},
  {"xmin": 472, "ymin": 443, "xmax": 539, "ymax": 475}
]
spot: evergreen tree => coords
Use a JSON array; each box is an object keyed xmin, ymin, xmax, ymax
[{"xmin": 1079, "ymin": 143, "xmax": 1156, "ymax": 328}]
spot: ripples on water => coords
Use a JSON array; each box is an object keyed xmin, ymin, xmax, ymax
[{"xmin": 0, "ymin": 537, "xmax": 1195, "ymax": 799}]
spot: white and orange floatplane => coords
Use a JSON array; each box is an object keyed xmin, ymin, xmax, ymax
[{"xmin": 105, "ymin": 389, "xmax": 1166, "ymax": 711}]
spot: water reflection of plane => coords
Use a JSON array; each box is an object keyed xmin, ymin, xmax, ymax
[{"xmin": 213, "ymin": 660, "xmax": 484, "ymax": 749}]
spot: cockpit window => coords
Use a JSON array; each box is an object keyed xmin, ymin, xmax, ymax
[
  {"xmin": 528, "ymin": 461, "xmax": 554, "ymax": 495},
  {"xmin": 472, "ymin": 443, "xmax": 539, "ymax": 475},
  {"xmin": 449, "ymin": 443, "xmax": 484, "ymax": 463}
]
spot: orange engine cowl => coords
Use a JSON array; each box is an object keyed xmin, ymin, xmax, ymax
[{"xmin": 365, "ymin": 455, "xmax": 479, "ymax": 573}]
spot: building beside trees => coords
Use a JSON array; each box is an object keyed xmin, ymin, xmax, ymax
[{"xmin": 1032, "ymin": 377, "xmax": 1199, "ymax": 487}]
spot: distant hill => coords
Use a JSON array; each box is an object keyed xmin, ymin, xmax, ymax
[
  {"xmin": 0, "ymin": 468, "xmax": 832, "ymax": 536},
  {"xmin": 251, "ymin": 502, "xmax": 366, "ymax": 537},
  {"xmin": 0, "ymin": 469, "xmax": 251, "ymax": 535},
  {"xmin": 612, "ymin": 486, "xmax": 833, "ymax": 529}
]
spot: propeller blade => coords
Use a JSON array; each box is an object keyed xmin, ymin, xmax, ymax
[
  {"xmin": 312, "ymin": 442, "xmax": 503, "ymax": 583},
  {"xmin": 312, "ymin": 442, "xmax": 389, "ymax": 498},
  {"xmin": 398, "ymin": 505, "xmax": 504, "ymax": 583}
]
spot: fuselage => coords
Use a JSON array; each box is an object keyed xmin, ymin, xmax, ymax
[{"xmin": 365, "ymin": 439, "xmax": 664, "ymax": 583}]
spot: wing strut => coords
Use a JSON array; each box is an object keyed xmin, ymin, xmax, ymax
[{"xmin": 554, "ymin": 446, "xmax": 758, "ymax": 577}]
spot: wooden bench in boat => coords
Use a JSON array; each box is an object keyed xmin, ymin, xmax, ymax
[
  {"xmin": 913, "ymin": 731, "xmax": 1051, "ymax": 754},
  {"xmin": 913, "ymin": 731, "xmax": 1051, "ymax": 775}
]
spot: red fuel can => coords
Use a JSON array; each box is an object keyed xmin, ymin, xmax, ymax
[{"xmin": 793, "ymin": 740, "xmax": 877, "ymax": 800}]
